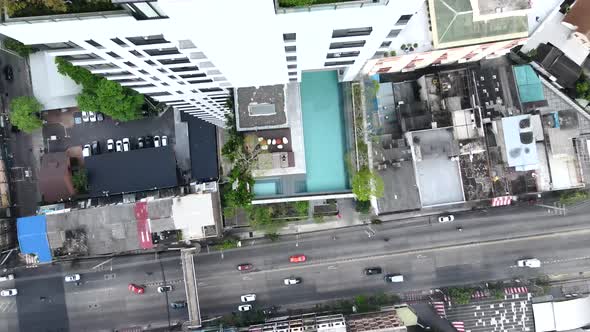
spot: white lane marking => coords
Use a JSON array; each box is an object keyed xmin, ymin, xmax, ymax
[
  {"xmin": 328, "ymin": 265, "xmax": 338, "ymax": 270},
  {"xmin": 242, "ymin": 276, "xmax": 252, "ymax": 281}
]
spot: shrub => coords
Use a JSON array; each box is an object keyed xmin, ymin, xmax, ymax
[
  {"xmin": 355, "ymin": 200, "xmax": 371, "ymax": 214},
  {"xmin": 72, "ymin": 169, "xmax": 88, "ymax": 193},
  {"xmin": 294, "ymin": 201, "xmax": 309, "ymax": 216},
  {"xmin": 214, "ymin": 238, "xmax": 239, "ymax": 250},
  {"xmin": 448, "ymin": 287, "xmax": 473, "ymax": 305},
  {"xmin": 3, "ymin": 37, "xmax": 37, "ymax": 57},
  {"xmin": 9, "ymin": 96, "xmax": 43, "ymax": 133},
  {"xmin": 559, "ymin": 190, "xmax": 589, "ymax": 205},
  {"xmin": 265, "ymin": 232, "xmax": 280, "ymax": 242},
  {"xmin": 352, "ymin": 167, "xmax": 384, "ymax": 201}
]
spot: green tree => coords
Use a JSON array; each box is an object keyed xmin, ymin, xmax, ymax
[
  {"xmin": 576, "ymin": 79, "xmax": 590, "ymax": 100},
  {"xmin": 352, "ymin": 167, "xmax": 384, "ymax": 201},
  {"xmin": 72, "ymin": 169, "xmax": 88, "ymax": 193},
  {"xmin": 56, "ymin": 57, "xmax": 101, "ymax": 91},
  {"xmin": 294, "ymin": 201, "xmax": 309, "ymax": 216},
  {"xmin": 248, "ymin": 205, "xmax": 275, "ymax": 231},
  {"xmin": 3, "ymin": 37, "xmax": 37, "ymax": 57},
  {"xmin": 9, "ymin": 96, "xmax": 43, "ymax": 133},
  {"xmin": 77, "ymin": 79, "xmax": 144, "ymax": 121},
  {"xmin": 448, "ymin": 287, "xmax": 473, "ymax": 305}
]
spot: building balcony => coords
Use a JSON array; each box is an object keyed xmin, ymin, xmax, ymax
[
  {"xmin": 274, "ymin": 0, "xmax": 388, "ymax": 14},
  {"xmin": 2, "ymin": 0, "xmax": 126, "ymax": 24}
]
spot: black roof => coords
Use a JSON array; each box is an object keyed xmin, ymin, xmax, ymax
[
  {"xmin": 536, "ymin": 43, "xmax": 582, "ymax": 88},
  {"xmin": 181, "ymin": 113, "xmax": 219, "ymax": 182},
  {"xmin": 85, "ymin": 146, "xmax": 178, "ymax": 196}
]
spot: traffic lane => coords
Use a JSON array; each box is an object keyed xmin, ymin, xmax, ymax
[
  {"xmin": 194, "ymin": 211, "xmax": 589, "ymax": 278},
  {"xmin": 198, "ymin": 229, "xmax": 590, "ymax": 315}
]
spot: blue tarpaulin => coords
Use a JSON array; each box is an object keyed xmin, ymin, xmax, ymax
[{"xmin": 17, "ymin": 216, "xmax": 52, "ymax": 263}]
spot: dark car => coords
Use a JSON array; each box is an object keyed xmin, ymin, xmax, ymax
[
  {"xmin": 137, "ymin": 137, "xmax": 145, "ymax": 149},
  {"xmin": 170, "ymin": 301, "xmax": 186, "ymax": 309},
  {"xmin": 96, "ymin": 112, "xmax": 104, "ymax": 122},
  {"xmin": 364, "ymin": 267, "xmax": 382, "ymax": 275},
  {"xmin": 4, "ymin": 65, "xmax": 13, "ymax": 81},
  {"xmin": 145, "ymin": 136, "xmax": 154, "ymax": 148},
  {"xmin": 91, "ymin": 141, "xmax": 101, "ymax": 155}
]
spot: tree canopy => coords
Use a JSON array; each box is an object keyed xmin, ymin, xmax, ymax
[
  {"xmin": 352, "ymin": 167, "xmax": 384, "ymax": 201},
  {"xmin": 9, "ymin": 96, "xmax": 43, "ymax": 133}
]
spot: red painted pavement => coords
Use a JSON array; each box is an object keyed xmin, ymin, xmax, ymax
[{"xmin": 134, "ymin": 202, "xmax": 153, "ymax": 249}]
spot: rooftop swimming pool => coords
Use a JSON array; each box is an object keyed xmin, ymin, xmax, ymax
[{"xmin": 300, "ymin": 70, "xmax": 348, "ymax": 193}]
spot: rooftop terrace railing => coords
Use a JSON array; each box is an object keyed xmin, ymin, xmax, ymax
[
  {"xmin": 274, "ymin": 0, "xmax": 388, "ymax": 14},
  {"xmin": 2, "ymin": 9, "xmax": 129, "ymax": 25}
]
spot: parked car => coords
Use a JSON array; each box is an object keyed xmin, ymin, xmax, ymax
[
  {"xmin": 517, "ymin": 258, "xmax": 541, "ymax": 268},
  {"xmin": 107, "ymin": 139, "xmax": 114, "ymax": 152},
  {"xmin": 0, "ymin": 289, "xmax": 17, "ymax": 297},
  {"xmin": 145, "ymin": 136, "xmax": 154, "ymax": 148},
  {"xmin": 438, "ymin": 214, "xmax": 455, "ymax": 223},
  {"xmin": 137, "ymin": 137, "xmax": 145, "ymax": 149},
  {"xmin": 241, "ymin": 294, "xmax": 256, "ymax": 302},
  {"xmin": 64, "ymin": 274, "xmax": 81, "ymax": 283},
  {"xmin": 161, "ymin": 135, "xmax": 168, "ymax": 146},
  {"xmin": 237, "ymin": 263, "xmax": 252, "ymax": 271},
  {"xmin": 73, "ymin": 112, "xmax": 82, "ymax": 125},
  {"xmin": 81, "ymin": 111, "xmax": 90, "ymax": 123},
  {"xmin": 0, "ymin": 274, "xmax": 14, "ymax": 282},
  {"xmin": 128, "ymin": 284, "xmax": 144, "ymax": 294},
  {"xmin": 122, "ymin": 138, "xmax": 130, "ymax": 152},
  {"xmin": 89, "ymin": 111, "xmax": 97, "ymax": 122},
  {"xmin": 82, "ymin": 144, "xmax": 91, "ymax": 158},
  {"xmin": 364, "ymin": 267, "xmax": 382, "ymax": 275},
  {"xmin": 91, "ymin": 141, "xmax": 100, "ymax": 155},
  {"xmin": 170, "ymin": 301, "xmax": 186, "ymax": 309},
  {"xmin": 116, "ymin": 140, "xmax": 123, "ymax": 152},
  {"xmin": 96, "ymin": 112, "xmax": 104, "ymax": 121},
  {"xmin": 154, "ymin": 135, "xmax": 161, "ymax": 148},
  {"xmin": 385, "ymin": 274, "xmax": 404, "ymax": 283},
  {"xmin": 3, "ymin": 65, "xmax": 13, "ymax": 81},
  {"xmin": 157, "ymin": 285, "xmax": 172, "ymax": 293},
  {"xmin": 283, "ymin": 277, "xmax": 302, "ymax": 285},
  {"xmin": 289, "ymin": 255, "xmax": 306, "ymax": 263},
  {"xmin": 238, "ymin": 304, "xmax": 252, "ymax": 312}
]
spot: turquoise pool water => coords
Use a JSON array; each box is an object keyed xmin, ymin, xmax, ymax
[
  {"xmin": 300, "ymin": 71, "xmax": 348, "ymax": 192},
  {"xmin": 253, "ymin": 179, "xmax": 279, "ymax": 196}
]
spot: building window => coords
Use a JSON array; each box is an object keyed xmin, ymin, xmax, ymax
[
  {"xmin": 288, "ymin": 71, "xmax": 297, "ymax": 76},
  {"xmin": 287, "ymin": 64, "xmax": 297, "ymax": 69},
  {"xmin": 159, "ymin": 58, "xmax": 190, "ymax": 65},
  {"xmin": 145, "ymin": 47, "xmax": 180, "ymax": 56},
  {"xmin": 188, "ymin": 79, "xmax": 214, "ymax": 84},
  {"xmin": 387, "ymin": 29, "xmax": 402, "ymax": 38},
  {"xmin": 332, "ymin": 27, "xmax": 372, "ymax": 38},
  {"xmin": 111, "ymin": 38, "xmax": 127, "ymax": 46},
  {"xmin": 127, "ymin": 35, "xmax": 168, "ymax": 46},
  {"xmin": 396, "ymin": 14, "xmax": 413, "ymax": 25},
  {"xmin": 327, "ymin": 51, "xmax": 360, "ymax": 59},
  {"xmin": 123, "ymin": 1, "xmax": 167, "ymax": 20},
  {"xmin": 129, "ymin": 50, "xmax": 143, "ymax": 57},
  {"xmin": 180, "ymin": 73, "xmax": 207, "ymax": 79},
  {"xmin": 283, "ymin": 33, "xmax": 296, "ymax": 41},
  {"xmin": 145, "ymin": 60, "xmax": 156, "ymax": 65},
  {"xmin": 42, "ymin": 41, "xmax": 78, "ymax": 50},
  {"xmin": 285, "ymin": 45, "xmax": 296, "ymax": 53},
  {"xmin": 324, "ymin": 60, "xmax": 355, "ymax": 66},
  {"xmin": 123, "ymin": 61, "xmax": 137, "ymax": 68},
  {"xmin": 200, "ymin": 88, "xmax": 223, "ymax": 93},
  {"xmin": 170, "ymin": 66, "xmax": 200, "ymax": 72},
  {"xmin": 380, "ymin": 41, "xmax": 392, "ymax": 48},
  {"xmin": 329, "ymin": 41, "xmax": 366, "ymax": 49},
  {"xmin": 289, "ymin": 78, "xmax": 297, "ymax": 82},
  {"xmin": 106, "ymin": 51, "xmax": 121, "ymax": 59},
  {"xmin": 286, "ymin": 56, "xmax": 297, "ymax": 62},
  {"xmin": 85, "ymin": 39, "xmax": 102, "ymax": 48},
  {"xmin": 138, "ymin": 70, "xmax": 149, "ymax": 74},
  {"xmin": 62, "ymin": 53, "xmax": 99, "ymax": 61}
]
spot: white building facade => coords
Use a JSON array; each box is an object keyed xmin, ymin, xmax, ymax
[{"xmin": 0, "ymin": 0, "xmax": 424, "ymax": 126}]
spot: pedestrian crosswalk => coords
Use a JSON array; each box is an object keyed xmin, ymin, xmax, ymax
[
  {"xmin": 432, "ymin": 301, "xmax": 446, "ymax": 318},
  {"xmin": 402, "ymin": 290, "xmax": 429, "ymax": 302},
  {"xmin": 504, "ymin": 286, "xmax": 528, "ymax": 295},
  {"xmin": 0, "ymin": 301, "xmax": 17, "ymax": 313},
  {"xmin": 471, "ymin": 290, "xmax": 487, "ymax": 299},
  {"xmin": 452, "ymin": 321, "xmax": 465, "ymax": 332}
]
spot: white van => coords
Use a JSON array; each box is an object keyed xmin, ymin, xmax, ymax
[
  {"xmin": 385, "ymin": 274, "xmax": 404, "ymax": 283},
  {"xmin": 0, "ymin": 274, "xmax": 14, "ymax": 282}
]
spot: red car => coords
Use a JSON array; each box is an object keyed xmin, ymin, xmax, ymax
[
  {"xmin": 289, "ymin": 255, "xmax": 306, "ymax": 263},
  {"xmin": 128, "ymin": 283, "xmax": 145, "ymax": 294},
  {"xmin": 237, "ymin": 263, "xmax": 253, "ymax": 271}
]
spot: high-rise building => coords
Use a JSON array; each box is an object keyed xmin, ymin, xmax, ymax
[{"xmin": 0, "ymin": 0, "xmax": 424, "ymax": 126}]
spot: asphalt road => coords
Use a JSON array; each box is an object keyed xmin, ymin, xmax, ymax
[{"xmin": 2, "ymin": 203, "xmax": 590, "ymax": 330}]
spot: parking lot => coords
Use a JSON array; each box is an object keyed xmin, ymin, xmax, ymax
[{"xmin": 42, "ymin": 108, "xmax": 175, "ymax": 157}]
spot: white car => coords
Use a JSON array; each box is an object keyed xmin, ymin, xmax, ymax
[
  {"xmin": 238, "ymin": 304, "xmax": 252, "ymax": 312},
  {"xmin": 240, "ymin": 294, "xmax": 256, "ymax": 302},
  {"xmin": 0, "ymin": 274, "xmax": 14, "ymax": 282},
  {"xmin": 89, "ymin": 111, "xmax": 97, "ymax": 122},
  {"xmin": 385, "ymin": 274, "xmax": 404, "ymax": 283},
  {"xmin": 438, "ymin": 214, "xmax": 455, "ymax": 223},
  {"xmin": 107, "ymin": 139, "xmax": 114, "ymax": 152},
  {"xmin": 122, "ymin": 138, "xmax": 130, "ymax": 152},
  {"xmin": 116, "ymin": 140, "xmax": 123, "ymax": 152},
  {"xmin": 81, "ymin": 111, "xmax": 90, "ymax": 123},
  {"xmin": 157, "ymin": 285, "xmax": 173, "ymax": 293},
  {"xmin": 161, "ymin": 136, "xmax": 168, "ymax": 147},
  {"xmin": 517, "ymin": 258, "xmax": 541, "ymax": 268},
  {"xmin": 64, "ymin": 274, "xmax": 80, "ymax": 282},
  {"xmin": 283, "ymin": 277, "xmax": 301, "ymax": 285},
  {"xmin": 82, "ymin": 144, "xmax": 91, "ymax": 157},
  {"xmin": 154, "ymin": 135, "xmax": 161, "ymax": 148},
  {"xmin": 0, "ymin": 289, "xmax": 17, "ymax": 297}
]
